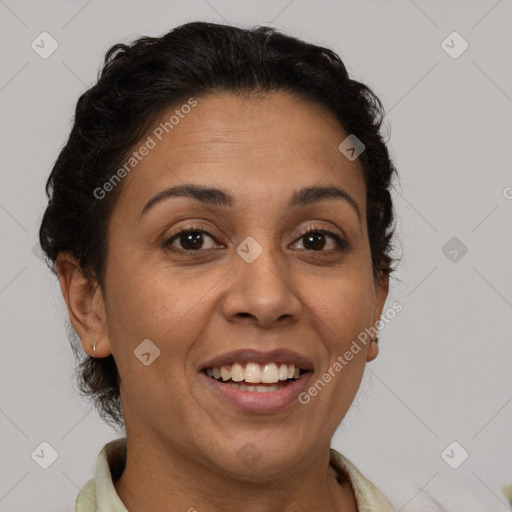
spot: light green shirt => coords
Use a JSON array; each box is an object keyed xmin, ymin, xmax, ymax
[{"xmin": 75, "ymin": 438, "xmax": 395, "ymax": 511}]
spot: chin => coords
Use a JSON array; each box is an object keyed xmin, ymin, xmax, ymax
[{"xmin": 204, "ymin": 440, "xmax": 305, "ymax": 482}]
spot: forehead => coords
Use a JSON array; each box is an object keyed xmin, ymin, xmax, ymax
[{"xmin": 116, "ymin": 91, "xmax": 366, "ymax": 217}]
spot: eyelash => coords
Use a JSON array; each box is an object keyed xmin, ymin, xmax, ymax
[{"xmin": 163, "ymin": 226, "xmax": 348, "ymax": 253}]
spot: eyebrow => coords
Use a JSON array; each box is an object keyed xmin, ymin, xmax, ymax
[{"xmin": 139, "ymin": 183, "xmax": 362, "ymax": 222}]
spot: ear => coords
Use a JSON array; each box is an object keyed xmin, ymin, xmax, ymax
[
  {"xmin": 55, "ymin": 252, "xmax": 112, "ymax": 358},
  {"xmin": 366, "ymin": 270, "xmax": 389, "ymax": 363}
]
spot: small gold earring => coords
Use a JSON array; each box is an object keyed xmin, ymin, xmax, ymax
[
  {"xmin": 93, "ymin": 342, "xmax": 96, "ymax": 355},
  {"xmin": 372, "ymin": 337, "xmax": 379, "ymax": 343}
]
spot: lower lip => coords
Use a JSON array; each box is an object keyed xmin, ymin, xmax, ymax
[{"xmin": 199, "ymin": 371, "xmax": 312, "ymax": 414}]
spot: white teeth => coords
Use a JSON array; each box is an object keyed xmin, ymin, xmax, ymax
[
  {"xmin": 231, "ymin": 363, "xmax": 244, "ymax": 382},
  {"xmin": 205, "ymin": 362, "xmax": 304, "ymax": 384},
  {"xmin": 227, "ymin": 382, "xmax": 284, "ymax": 392},
  {"xmin": 261, "ymin": 363, "xmax": 279, "ymax": 383},
  {"xmin": 221, "ymin": 366, "xmax": 230, "ymax": 381},
  {"xmin": 245, "ymin": 362, "xmax": 261, "ymax": 383}
]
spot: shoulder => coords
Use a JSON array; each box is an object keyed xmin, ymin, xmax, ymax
[
  {"xmin": 75, "ymin": 437, "xmax": 128, "ymax": 512},
  {"xmin": 329, "ymin": 448, "xmax": 395, "ymax": 512}
]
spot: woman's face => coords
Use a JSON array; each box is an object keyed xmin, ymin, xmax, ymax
[{"xmin": 91, "ymin": 91, "xmax": 388, "ymax": 477}]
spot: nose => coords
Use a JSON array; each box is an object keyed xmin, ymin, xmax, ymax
[{"xmin": 220, "ymin": 242, "xmax": 303, "ymax": 329}]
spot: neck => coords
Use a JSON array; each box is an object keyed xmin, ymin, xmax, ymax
[{"xmin": 113, "ymin": 436, "xmax": 358, "ymax": 512}]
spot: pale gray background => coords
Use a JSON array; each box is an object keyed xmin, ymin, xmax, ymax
[{"xmin": 1, "ymin": 1, "xmax": 511, "ymax": 511}]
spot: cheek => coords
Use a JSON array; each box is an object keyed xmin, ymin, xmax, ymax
[
  {"xmin": 307, "ymin": 271, "xmax": 375, "ymax": 342},
  {"xmin": 106, "ymin": 246, "xmax": 190, "ymax": 330},
  {"xmin": 304, "ymin": 270, "xmax": 375, "ymax": 391},
  {"xmin": 104, "ymin": 257, "xmax": 217, "ymax": 373},
  {"xmin": 103, "ymin": 266, "xmax": 206, "ymax": 417}
]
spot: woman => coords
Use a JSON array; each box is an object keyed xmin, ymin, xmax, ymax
[{"xmin": 39, "ymin": 21, "xmax": 398, "ymax": 511}]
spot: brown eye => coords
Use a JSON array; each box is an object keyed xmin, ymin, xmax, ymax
[
  {"xmin": 294, "ymin": 228, "xmax": 347, "ymax": 252},
  {"xmin": 164, "ymin": 229, "xmax": 221, "ymax": 251}
]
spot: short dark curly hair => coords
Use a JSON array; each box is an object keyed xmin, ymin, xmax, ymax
[{"xmin": 39, "ymin": 21, "xmax": 398, "ymax": 429}]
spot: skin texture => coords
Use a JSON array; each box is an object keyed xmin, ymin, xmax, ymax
[{"xmin": 57, "ymin": 91, "xmax": 389, "ymax": 512}]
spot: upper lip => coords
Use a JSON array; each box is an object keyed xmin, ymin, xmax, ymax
[{"xmin": 199, "ymin": 348, "xmax": 314, "ymax": 372}]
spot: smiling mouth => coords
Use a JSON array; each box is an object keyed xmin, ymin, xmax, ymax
[{"xmin": 202, "ymin": 362, "xmax": 305, "ymax": 393}]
